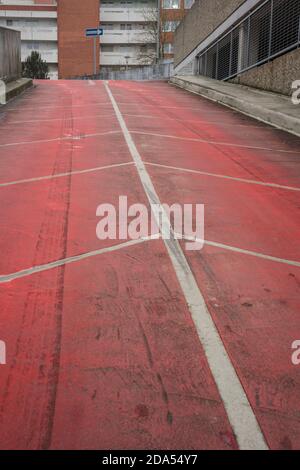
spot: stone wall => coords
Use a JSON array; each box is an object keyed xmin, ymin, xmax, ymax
[
  {"xmin": 230, "ymin": 48, "xmax": 300, "ymax": 96},
  {"xmin": 0, "ymin": 26, "xmax": 21, "ymax": 83}
]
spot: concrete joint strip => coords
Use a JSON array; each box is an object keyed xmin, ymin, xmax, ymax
[{"xmin": 170, "ymin": 77, "xmax": 300, "ymax": 138}]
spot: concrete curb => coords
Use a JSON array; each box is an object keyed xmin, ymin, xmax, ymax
[
  {"xmin": 5, "ymin": 78, "xmax": 33, "ymax": 103},
  {"xmin": 170, "ymin": 76, "xmax": 300, "ymax": 138}
]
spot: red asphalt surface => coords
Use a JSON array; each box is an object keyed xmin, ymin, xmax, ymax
[{"xmin": 0, "ymin": 79, "xmax": 300, "ymax": 450}]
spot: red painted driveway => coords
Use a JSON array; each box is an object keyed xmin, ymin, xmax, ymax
[{"xmin": 0, "ymin": 79, "xmax": 299, "ymax": 450}]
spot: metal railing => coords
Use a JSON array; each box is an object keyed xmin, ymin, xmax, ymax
[
  {"xmin": 72, "ymin": 62, "xmax": 174, "ymax": 81},
  {"xmin": 198, "ymin": 0, "xmax": 300, "ymax": 81}
]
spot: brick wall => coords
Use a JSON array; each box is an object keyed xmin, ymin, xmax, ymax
[
  {"xmin": 161, "ymin": 0, "xmax": 186, "ymax": 59},
  {"xmin": 57, "ymin": 0, "xmax": 100, "ymax": 79}
]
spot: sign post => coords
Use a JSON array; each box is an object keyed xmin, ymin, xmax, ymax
[
  {"xmin": 85, "ymin": 27, "xmax": 104, "ymax": 76},
  {"xmin": 93, "ymin": 36, "xmax": 97, "ymax": 75}
]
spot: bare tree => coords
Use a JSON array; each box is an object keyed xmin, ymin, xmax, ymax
[{"xmin": 137, "ymin": 4, "xmax": 162, "ymax": 65}]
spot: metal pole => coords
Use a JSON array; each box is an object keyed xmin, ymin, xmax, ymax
[
  {"xmin": 215, "ymin": 43, "xmax": 219, "ymax": 79},
  {"xmin": 157, "ymin": 0, "xmax": 160, "ymax": 63},
  {"xmin": 246, "ymin": 16, "xmax": 251, "ymax": 68},
  {"xmin": 268, "ymin": 0, "xmax": 274, "ymax": 58},
  {"xmin": 229, "ymin": 31, "xmax": 233, "ymax": 77},
  {"xmin": 93, "ymin": 36, "xmax": 97, "ymax": 76},
  {"xmin": 238, "ymin": 23, "xmax": 245, "ymax": 73}
]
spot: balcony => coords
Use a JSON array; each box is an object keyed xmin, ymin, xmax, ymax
[
  {"xmin": 101, "ymin": 29, "xmax": 155, "ymax": 44},
  {"xmin": 19, "ymin": 26, "xmax": 57, "ymax": 41},
  {"xmin": 0, "ymin": 10, "xmax": 57, "ymax": 19},
  {"xmin": 100, "ymin": 7, "xmax": 157, "ymax": 23},
  {"xmin": 100, "ymin": 52, "xmax": 147, "ymax": 66},
  {"xmin": 21, "ymin": 48, "xmax": 58, "ymax": 63}
]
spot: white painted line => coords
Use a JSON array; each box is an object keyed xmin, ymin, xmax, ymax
[
  {"xmin": 145, "ymin": 162, "xmax": 300, "ymax": 192},
  {"xmin": 88, "ymin": 80, "xmax": 96, "ymax": 86},
  {"xmin": 123, "ymin": 113, "xmax": 264, "ymax": 129},
  {"xmin": 122, "ymin": 113, "xmax": 156, "ymax": 119},
  {"xmin": 177, "ymin": 234, "xmax": 300, "ymax": 268},
  {"xmin": 0, "ymin": 130, "xmax": 122, "ymax": 148},
  {"xmin": 6, "ymin": 102, "xmax": 112, "ymax": 112},
  {"xmin": 0, "ymin": 162, "xmax": 134, "ymax": 188},
  {"xmin": 2, "ymin": 113, "xmax": 116, "ymax": 125},
  {"xmin": 130, "ymin": 130, "xmax": 300, "ymax": 155},
  {"xmin": 117, "ymin": 102, "xmax": 238, "ymax": 112},
  {"xmin": 0, "ymin": 234, "xmax": 160, "ymax": 284},
  {"xmin": 104, "ymin": 80, "xmax": 268, "ymax": 450}
]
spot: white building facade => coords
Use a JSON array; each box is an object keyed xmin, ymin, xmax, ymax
[
  {"xmin": 100, "ymin": 0, "xmax": 157, "ymax": 69},
  {"xmin": 0, "ymin": 1, "xmax": 58, "ymax": 79}
]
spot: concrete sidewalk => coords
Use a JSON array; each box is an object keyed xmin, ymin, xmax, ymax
[{"xmin": 170, "ymin": 75, "xmax": 300, "ymax": 137}]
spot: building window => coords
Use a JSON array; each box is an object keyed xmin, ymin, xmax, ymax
[
  {"xmin": 120, "ymin": 24, "xmax": 132, "ymax": 30},
  {"xmin": 6, "ymin": 20, "xmax": 13, "ymax": 26},
  {"xmin": 184, "ymin": 0, "xmax": 194, "ymax": 8},
  {"xmin": 102, "ymin": 24, "xmax": 114, "ymax": 30},
  {"xmin": 162, "ymin": 21, "xmax": 180, "ymax": 32},
  {"xmin": 163, "ymin": 0, "xmax": 180, "ymax": 8},
  {"xmin": 101, "ymin": 45, "xmax": 115, "ymax": 52},
  {"xmin": 163, "ymin": 43, "xmax": 174, "ymax": 53},
  {"xmin": 27, "ymin": 42, "xmax": 40, "ymax": 50}
]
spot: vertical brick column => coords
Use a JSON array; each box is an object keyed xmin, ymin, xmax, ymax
[
  {"xmin": 58, "ymin": 0, "xmax": 100, "ymax": 79},
  {"xmin": 161, "ymin": 0, "xmax": 187, "ymax": 60}
]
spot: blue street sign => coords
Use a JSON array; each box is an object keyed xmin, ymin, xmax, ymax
[{"xmin": 86, "ymin": 28, "xmax": 103, "ymax": 38}]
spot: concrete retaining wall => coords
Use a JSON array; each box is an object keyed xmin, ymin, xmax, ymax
[
  {"xmin": 0, "ymin": 26, "xmax": 21, "ymax": 83},
  {"xmin": 174, "ymin": 0, "xmax": 245, "ymax": 67},
  {"xmin": 229, "ymin": 48, "xmax": 300, "ymax": 96}
]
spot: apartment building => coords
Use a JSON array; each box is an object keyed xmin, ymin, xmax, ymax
[
  {"xmin": 100, "ymin": 0, "xmax": 157, "ymax": 69},
  {"xmin": 0, "ymin": 0, "xmax": 58, "ymax": 79},
  {"xmin": 0, "ymin": 0, "xmax": 192, "ymax": 78},
  {"xmin": 100, "ymin": 0, "xmax": 193, "ymax": 69}
]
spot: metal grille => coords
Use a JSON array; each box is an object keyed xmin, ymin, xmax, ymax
[
  {"xmin": 198, "ymin": 0, "xmax": 300, "ymax": 80},
  {"xmin": 71, "ymin": 62, "xmax": 174, "ymax": 81}
]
